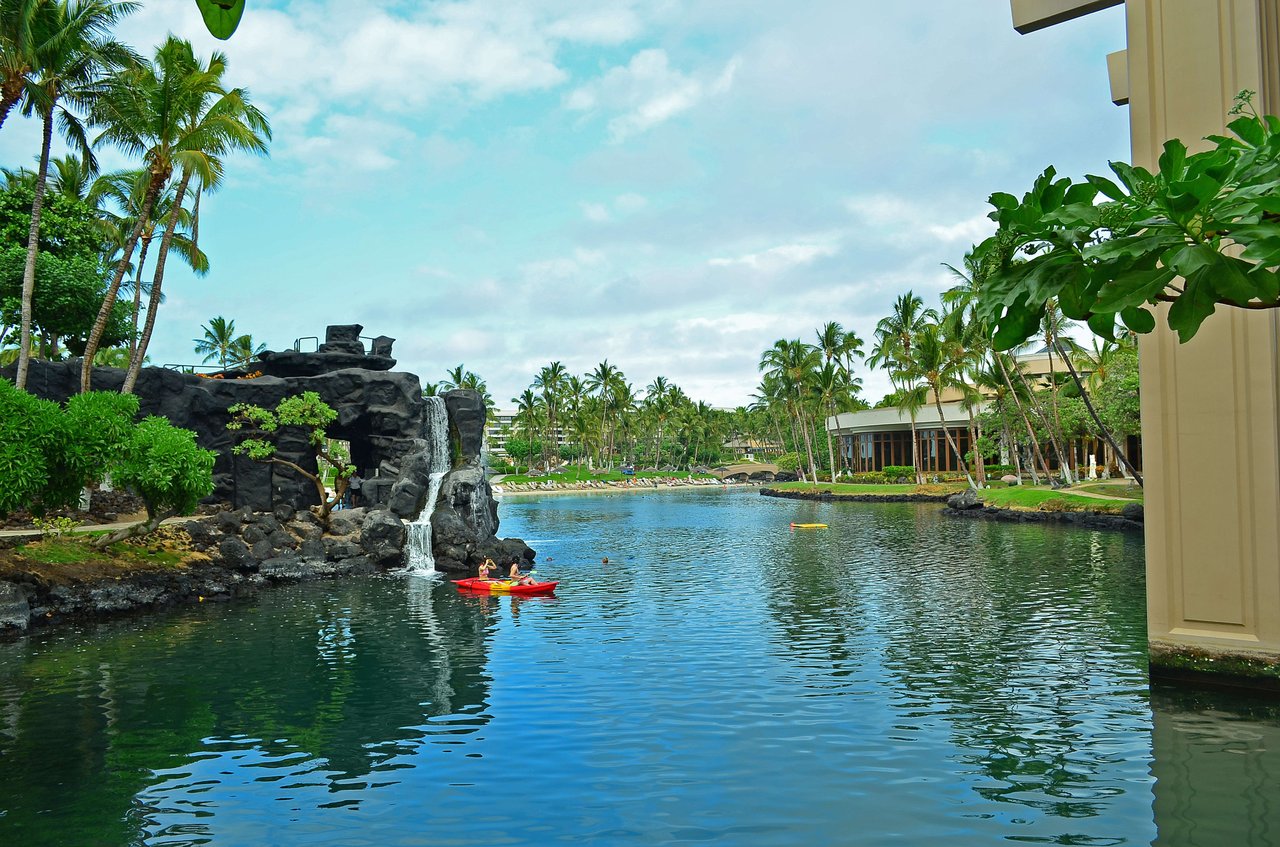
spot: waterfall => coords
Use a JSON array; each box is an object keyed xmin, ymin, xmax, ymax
[{"xmin": 406, "ymin": 397, "xmax": 450, "ymax": 572}]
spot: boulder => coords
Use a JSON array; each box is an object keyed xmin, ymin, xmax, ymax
[
  {"xmin": 360, "ymin": 510, "xmax": 408, "ymax": 568},
  {"xmin": 217, "ymin": 536, "xmax": 254, "ymax": 570},
  {"xmin": 1001, "ymin": 475, "xmax": 1019, "ymax": 484},
  {"xmin": 1121, "ymin": 503, "xmax": 1144, "ymax": 522},
  {"xmin": 947, "ymin": 488, "xmax": 982, "ymax": 510},
  {"xmin": 0, "ymin": 582, "xmax": 30, "ymax": 632}
]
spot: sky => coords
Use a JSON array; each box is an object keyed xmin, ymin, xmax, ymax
[{"xmin": 0, "ymin": 0, "xmax": 1130, "ymax": 408}]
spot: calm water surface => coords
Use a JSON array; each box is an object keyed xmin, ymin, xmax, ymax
[{"xmin": 1, "ymin": 489, "xmax": 1278, "ymax": 846}]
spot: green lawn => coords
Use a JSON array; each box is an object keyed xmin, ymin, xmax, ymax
[
  {"xmin": 771, "ymin": 480, "xmax": 1137, "ymax": 514},
  {"xmin": 16, "ymin": 537, "xmax": 187, "ymax": 568}
]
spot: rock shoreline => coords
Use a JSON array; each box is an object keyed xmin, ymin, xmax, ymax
[
  {"xmin": 0, "ymin": 505, "xmax": 412, "ymax": 636},
  {"xmin": 759, "ymin": 486, "xmax": 1145, "ymax": 532},
  {"xmin": 941, "ymin": 502, "xmax": 1144, "ymax": 532}
]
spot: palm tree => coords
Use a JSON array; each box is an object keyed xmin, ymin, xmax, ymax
[
  {"xmin": 912, "ymin": 322, "xmax": 978, "ymax": 489},
  {"xmin": 228, "ymin": 332, "xmax": 264, "ymax": 368},
  {"xmin": 586, "ymin": 359, "xmax": 621, "ymax": 467},
  {"xmin": 533, "ymin": 360, "xmax": 567, "ymax": 468},
  {"xmin": 120, "ymin": 39, "xmax": 269, "ymax": 393},
  {"xmin": 13, "ymin": 0, "xmax": 136, "ymax": 389},
  {"xmin": 759, "ymin": 338, "xmax": 822, "ymax": 484},
  {"xmin": 193, "ymin": 314, "xmax": 236, "ymax": 368},
  {"xmin": 0, "ymin": 0, "xmax": 51, "ymax": 131},
  {"xmin": 510, "ymin": 388, "xmax": 544, "ymax": 473},
  {"xmin": 868, "ymin": 292, "xmax": 936, "ymax": 484},
  {"xmin": 1058, "ymin": 325, "xmax": 1143, "ymax": 485},
  {"xmin": 812, "ymin": 361, "xmax": 848, "ymax": 481},
  {"xmin": 94, "ymin": 167, "xmax": 207, "ymax": 357}
]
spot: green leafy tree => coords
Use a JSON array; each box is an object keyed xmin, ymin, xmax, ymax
[
  {"xmin": 91, "ymin": 414, "xmax": 215, "ymax": 547},
  {"xmin": 975, "ymin": 92, "xmax": 1280, "ymax": 349},
  {"xmin": 226, "ymin": 392, "xmax": 353, "ymax": 527},
  {"xmin": 0, "ymin": 245, "xmax": 130, "ymax": 355}
]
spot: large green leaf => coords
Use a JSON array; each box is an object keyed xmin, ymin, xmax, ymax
[
  {"xmin": 1120, "ymin": 306, "xmax": 1156, "ymax": 334},
  {"xmin": 195, "ymin": 0, "xmax": 245, "ymax": 40},
  {"xmin": 1167, "ymin": 271, "xmax": 1219, "ymax": 342}
]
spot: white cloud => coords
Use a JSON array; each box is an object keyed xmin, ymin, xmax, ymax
[
  {"xmin": 566, "ymin": 49, "xmax": 741, "ymax": 141},
  {"xmin": 709, "ymin": 238, "xmax": 840, "ymax": 272},
  {"xmin": 845, "ymin": 194, "xmax": 995, "ymax": 249}
]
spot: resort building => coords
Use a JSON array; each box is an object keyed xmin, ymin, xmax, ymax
[
  {"xmin": 484, "ymin": 409, "xmax": 568, "ymax": 458},
  {"xmin": 826, "ymin": 349, "xmax": 1141, "ymax": 476}
]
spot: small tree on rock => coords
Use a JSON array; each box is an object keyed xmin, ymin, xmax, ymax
[{"xmin": 226, "ymin": 391, "xmax": 353, "ymax": 526}]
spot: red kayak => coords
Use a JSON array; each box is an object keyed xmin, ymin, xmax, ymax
[{"xmin": 453, "ymin": 577, "xmax": 558, "ymax": 596}]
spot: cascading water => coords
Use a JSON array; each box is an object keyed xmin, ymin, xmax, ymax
[{"xmin": 406, "ymin": 397, "xmax": 450, "ymax": 572}]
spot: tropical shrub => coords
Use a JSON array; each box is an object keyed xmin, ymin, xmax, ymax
[
  {"xmin": 0, "ymin": 381, "xmax": 138, "ymax": 515},
  {"xmin": 849, "ymin": 471, "xmax": 888, "ymax": 484},
  {"xmin": 774, "ymin": 452, "xmax": 800, "ymax": 472},
  {"xmin": 92, "ymin": 416, "xmax": 216, "ymax": 548},
  {"xmin": 882, "ymin": 465, "xmax": 915, "ymax": 483}
]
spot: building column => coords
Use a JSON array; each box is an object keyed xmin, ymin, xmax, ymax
[{"xmin": 1130, "ymin": 0, "xmax": 1280, "ymax": 683}]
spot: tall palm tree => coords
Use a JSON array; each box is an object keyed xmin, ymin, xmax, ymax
[
  {"xmin": 812, "ymin": 361, "xmax": 848, "ymax": 481},
  {"xmin": 586, "ymin": 359, "xmax": 621, "ymax": 467},
  {"xmin": 120, "ymin": 39, "xmax": 268, "ymax": 394},
  {"xmin": 533, "ymin": 360, "xmax": 567, "ymax": 468},
  {"xmin": 510, "ymin": 388, "xmax": 544, "ymax": 473},
  {"xmin": 94, "ymin": 167, "xmax": 207, "ymax": 357},
  {"xmin": 759, "ymin": 338, "xmax": 822, "ymax": 484},
  {"xmin": 14, "ymin": 0, "xmax": 135, "ymax": 389},
  {"xmin": 228, "ymin": 332, "xmax": 264, "ymax": 368},
  {"xmin": 0, "ymin": 0, "xmax": 51, "ymax": 131},
  {"xmin": 193, "ymin": 314, "xmax": 236, "ymax": 368},
  {"xmin": 912, "ymin": 322, "xmax": 978, "ymax": 489},
  {"xmin": 868, "ymin": 292, "xmax": 936, "ymax": 484}
]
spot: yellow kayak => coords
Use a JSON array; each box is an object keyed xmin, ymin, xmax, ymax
[{"xmin": 790, "ymin": 523, "xmax": 827, "ymax": 528}]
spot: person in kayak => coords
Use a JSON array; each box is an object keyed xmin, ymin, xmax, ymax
[
  {"xmin": 508, "ymin": 561, "xmax": 536, "ymax": 585},
  {"xmin": 479, "ymin": 559, "xmax": 498, "ymax": 580}
]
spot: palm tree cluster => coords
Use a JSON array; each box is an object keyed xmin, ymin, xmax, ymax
[
  {"xmin": 858, "ymin": 250, "xmax": 1142, "ymax": 490},
  {"xmin": 0, "ymin": 0, "xmax": 270, "ymax": 394},
  {"xmin": 753, "ymin": 322, "xmax": 867, "ymax": 484},
  {"xmin": 496, "ymin": 360, "xmax": 761, "ymax": 474}
]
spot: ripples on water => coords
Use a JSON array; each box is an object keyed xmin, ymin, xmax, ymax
[{"xmin": 1, "ymin": 488, "xmax": 1278, "ymax": 845}]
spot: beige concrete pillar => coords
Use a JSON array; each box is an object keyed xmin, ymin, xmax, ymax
[{"xmin": 1128, "ymin": 0, "xmax": 1280, "ymax": 682}]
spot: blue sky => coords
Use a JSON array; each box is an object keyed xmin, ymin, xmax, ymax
[{"xmin": 0, "ymin": 0, "xmax": 1129, "ymax": 406}]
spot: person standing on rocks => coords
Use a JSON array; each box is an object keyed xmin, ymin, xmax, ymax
[{"xmin": 348, "ymin": 473, "xmax": 363, "ymax": 507}]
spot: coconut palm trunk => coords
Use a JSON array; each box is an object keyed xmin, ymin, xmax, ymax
[
  {"xmin": 14, "ymin": 107, "xmax": 53, "ymax": 389},
  {"xmin": 82, "ymin": 172, "xmax": 163, "ymax": 392},
  {"xmin": 126, "ymin": 231, "xmax": 154, "ymax": 358},
  {"xmin": 123, "ymin": 169, "xmax": 190, "ymax": 393},
  {"xmin": 1053, "ymin": 340, "xmax": 1143, "ymax": 486},
  {"xmin": 995, "ymin": 353, "xmax": 1052, "ymax": 482},
  {"xmin": 932, "ymin": 395, "xmax": 977, "ymax": 489}
]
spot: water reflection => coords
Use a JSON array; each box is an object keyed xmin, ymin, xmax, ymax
[
  {"xmin": 0, "ymin": 576, "xmax": 494, "ymax": 846},
  {"xmin": 0, "ymin": 491, "xmax": 1278, "ymax": 845},
  {"xmin": 1151, "ymin": 685, "xmax": 1280, "ymax": 846}
]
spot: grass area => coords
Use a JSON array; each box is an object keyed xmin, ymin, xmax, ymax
[
  {"xmin": 15, "ymin": 536, "xmax": 187, "ymax": 569},
  {"xmin": 500, "ymin": 465, "xmax": 716, "ymax": 485},
  {"xmin": 978, "ymin": 485, "xmax": 1132, "ymax": 513},
  {"xmin": 772, "ymin": 480, "xmax": 1137, "ymax": 514}
]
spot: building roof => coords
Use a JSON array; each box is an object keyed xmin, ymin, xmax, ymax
[{"xmin": 827, "ymin": 399, "xmax": 988, "ymax": 434}]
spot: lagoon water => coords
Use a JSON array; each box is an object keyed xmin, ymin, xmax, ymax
[{"xmin": 1, "ymin": 488, "xmax": 1278, "ymax": 845}]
